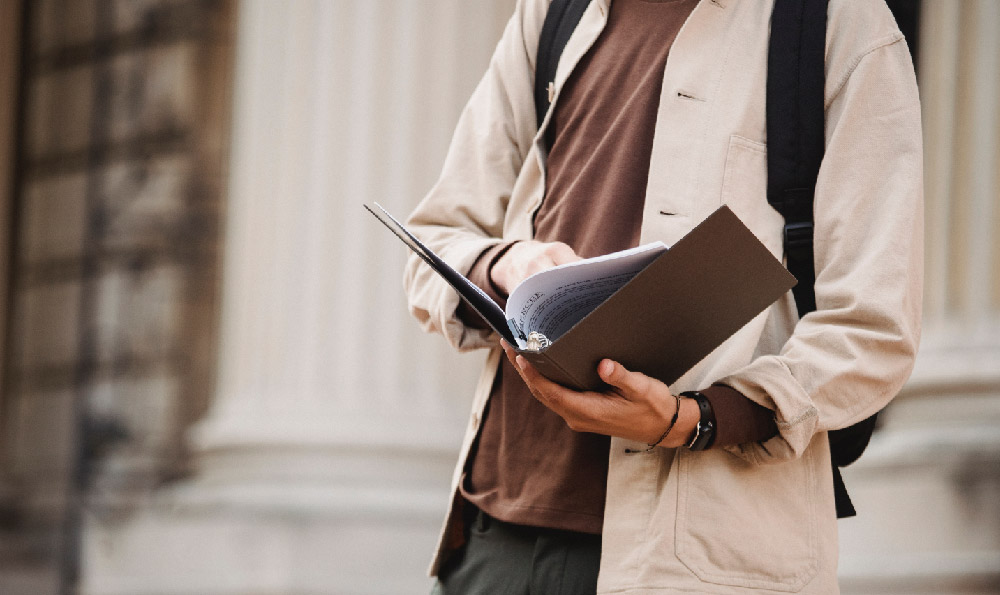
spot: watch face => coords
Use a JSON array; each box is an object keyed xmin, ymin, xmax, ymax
[
  {"xmin": 691, "ymin": 420, "xmax": 715, "ymax": 451},
  {"xmin": 701, "ymin": 421, "xmax": 715, "ymax": 449}
]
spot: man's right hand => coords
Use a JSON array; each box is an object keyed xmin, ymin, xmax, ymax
[{"xmin": 490, "ymin": 240, "xmax": 580, "ymax": 295}]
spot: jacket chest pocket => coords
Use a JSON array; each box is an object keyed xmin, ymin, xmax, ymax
[
  {"xmin": 720, "ymin": 135, "xmax": 785, "ymax": 261},
  {"xmin": 674, "ymin": 448, "xmax": 820, "ymax": 592}
]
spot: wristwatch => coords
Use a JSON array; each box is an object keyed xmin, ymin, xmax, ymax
[{"xmin": 681, "ymin": 390, "xmax": 716, "ymax": 451}]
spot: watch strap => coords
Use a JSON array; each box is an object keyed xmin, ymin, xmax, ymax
[{"xmin": 682, "ymin": 390, "xmax": 716, "ymax": 451}]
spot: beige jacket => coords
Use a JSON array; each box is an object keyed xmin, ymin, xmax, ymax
[{"xmin": 404, "ymin": 0, "xmax": 923, "ymax": 592}]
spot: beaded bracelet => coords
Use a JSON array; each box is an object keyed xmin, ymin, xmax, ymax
[{"xmin": 646, "ymin": 392, "xmax": 682, "ymax": 452}]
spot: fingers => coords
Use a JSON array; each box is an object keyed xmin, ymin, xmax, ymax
[
  {"xmin": 520, "ymin": 241, "xmax": 580, "ymax": 276},
  {"xmin": 505, "ymin": 346, "xmax": 652, "ymax": 409},
  {"xmin": 506, "ymin": 350, "xmax": 553, "ymax": 399},
  {"xmin": 491, "ymin": 241, "xmax": 581, "ymax": 293},
  {"xmin": 522, "ymin": 255, "xmax": 556, "ymax": 279},
  {"xmin": 516, "ymin": 357, "xmax": 602, "ymax": 434},
  {"xmin": 546, "ymin": 242, "xmax": 582, "ymax": 266},
  {"xmin": 598, "ymin": 359, "xmax": 652, "ymax": 400},
  {"xmin": 501, "ymin": 340, "xmax": 516, "ymax": 363},
  {"xmin": 504, "ymin": 345, "xmax": 617, "ymax": 435},
  {"xmin": 503, "ymin": 343, "xmax": 573, "ymax": 417},
  {"xmin": 502, "ymin": 343, "xmax": 676, "ymax": 442}
]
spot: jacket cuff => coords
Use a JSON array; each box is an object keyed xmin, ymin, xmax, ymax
[
  {"xmin": 404, "ymin": 235, "xmax": 506, "ymax": 352},
  {"xmin": 456, "ymin": 241, "xmax": 518, "ymax": 329},
  {"xmin": 700, "ymin": 384, "xmax": 778, "ymax": 448},
  {"xmin": 717, "ymin": 356, "xmax": 820, "ymax": 464}
]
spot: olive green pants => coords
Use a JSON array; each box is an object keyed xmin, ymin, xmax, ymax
[{"xmin": 431, "ymin": 507, "xmax": 602, "ymax": 595}]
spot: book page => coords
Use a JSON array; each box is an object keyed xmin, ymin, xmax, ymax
[{"xmin": 505, "ymin": 242, "xmax": 667, "ymax": 344}]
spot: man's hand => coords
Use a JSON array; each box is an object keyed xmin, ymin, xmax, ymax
[
  {"xmin": 490, "ymin": 240, "xmax": 580, "ymax": 295},
  {"xmin": 501, "ymin": 342, "xmax": 698, "ymax": 448}
]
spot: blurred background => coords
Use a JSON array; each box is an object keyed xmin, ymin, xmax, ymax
[{"xmin": 0, "ymin": 0, "xmax": 996, "ymax": 594}]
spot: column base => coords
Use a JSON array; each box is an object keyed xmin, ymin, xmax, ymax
[
  {"xmin": 837, "ymin": 345, "xmax": 1000, "ymax": 594},
  {"xmin": 82, "ymin": 415, "xmax": 464, "ymax": 595}
]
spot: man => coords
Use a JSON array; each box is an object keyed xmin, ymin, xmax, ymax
[{"xmin": 404, "ymin": 0, "xmax": 923, "ymax": 593}]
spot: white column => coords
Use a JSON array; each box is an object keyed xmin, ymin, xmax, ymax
[
  {"xmin": 838, "ymin": 2, "xmax": 1000, "ymax": 592},
  {"xmin": 83, "ymin": 1, "xmax": 515, "ymax": 594},
  {"xmin": 192, "ymin": 0, "xmax": 515, "ymax": 575},
  {"xmin": 195, "ymin": 0, "xmax": 514, "ymax": 489}
]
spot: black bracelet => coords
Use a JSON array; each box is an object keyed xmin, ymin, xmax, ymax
[{"xmin": 646, "ymin": 392, "xmax": 682, "ymax": 452}]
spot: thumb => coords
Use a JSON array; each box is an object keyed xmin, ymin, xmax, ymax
[
  {"xmin": 598, "ymin": 359, "xmax": 649, "ymax": 398},
  {"xmin": 549, "ymin": 242, "xmax": 582, "ymax": 266}
]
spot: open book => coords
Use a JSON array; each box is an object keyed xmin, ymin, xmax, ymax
[
  {"xmin": 366, "ymin": 203, "xmax": 796, "ymax": 391},
  {"xmin": 503, "ymin": 242, "xmax": 667, "ymax": 350}
]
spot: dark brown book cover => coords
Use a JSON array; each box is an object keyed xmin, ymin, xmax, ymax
[{"xmin": 518, "ymin": 206, "xmax": 797, "ymax": 391}]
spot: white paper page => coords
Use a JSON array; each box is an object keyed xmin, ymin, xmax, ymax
[{"xmin": 505, "ymin": 242, "xmax": 668, "ymax": 344}]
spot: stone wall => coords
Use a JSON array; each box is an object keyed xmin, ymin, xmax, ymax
[{"xmin": 0, "ymin": 1, "xmax": 234, "ymax": 592}]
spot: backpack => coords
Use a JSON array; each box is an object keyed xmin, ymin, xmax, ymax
[{"xmin": 533, "ymin": 0, "xmax": 878, "ymax": 519}]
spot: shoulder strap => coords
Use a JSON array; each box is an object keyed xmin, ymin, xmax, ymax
[
  {"xmin": 534, "ymin": 0, "xmax": 592, "ymax": 134},
  {"xmin": 770, "ymin": 0, "xmax": 870, "ymax": 520},
  {"xmin": 767, "ymin": 0, "xmax": 827, "ymax": 318}
]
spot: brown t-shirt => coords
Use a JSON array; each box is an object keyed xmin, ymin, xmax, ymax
[{"xmin": 459, "ymin": 0, "xmax": 775, "ymax": 535}]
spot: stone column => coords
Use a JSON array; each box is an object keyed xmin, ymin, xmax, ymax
[
  {"xmin": 84, "ymin": 1, "xmax": 515, "ymax": 594},
  {"xmin": 0, "ymin": 0, "xmax": 19, "ymax": 400},
  {"xmin": 838, "ymin": 2, "xmax": 1000, "ymax": 593},
  {"xmin": 5, "ymin": 1, "xmax": 233, "ymax": 593},
  {"xmin": 0, "ymin": 0, "xmax": 24, "ymax": 587},
  {"xmin": 194, "ymin": 0, "xmax": 515, "ymax": 490}
]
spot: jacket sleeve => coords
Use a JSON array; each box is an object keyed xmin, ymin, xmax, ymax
[
  {"xmin": 719, "ymin": 30, "xmax": 924, "ymax": 463},
  {"xmin": 403, "ymin": 0, "xmax": 546, "ymax": 352}
]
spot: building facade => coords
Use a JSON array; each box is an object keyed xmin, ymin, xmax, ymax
[{"xmin": 0, "ymin": 1, "xmax": 997, "ymax": 594}]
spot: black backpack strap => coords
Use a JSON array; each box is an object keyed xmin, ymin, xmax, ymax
[
  {"xmin": 829, "ymin": 411, "xmax": 878, "ymax": 517},
  {"xmin": 767, "ymin": 0, "xmax": 827, "ymax": 318},
  {"xmin": 771, "ymin": 0, "xmax": 866, "ymax": 520},
  {"xmin": 534, "ymin": 0, "xmax": 592, "ymax": 137}
]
